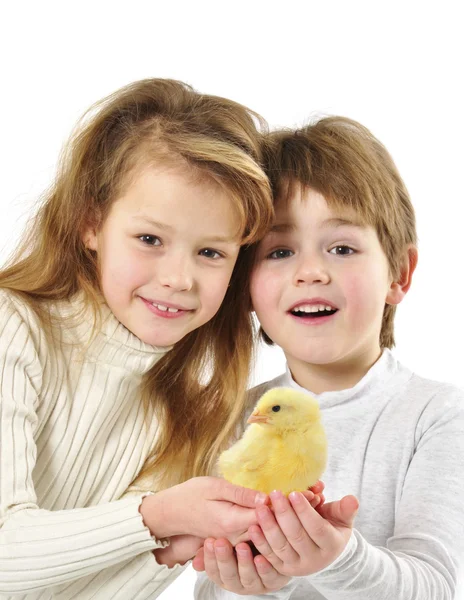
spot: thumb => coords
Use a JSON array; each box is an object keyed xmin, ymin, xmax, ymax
[
  {"xmin": 192, "ymin": 547, "xmax": 205, "ymax": 571},
  {"xmin": 221, "ymin": 480, "xmax": 268, "ymax": 507},
  {"xmin": 318, "ymin": 495, "xmax": 359, "ymax": 528}
]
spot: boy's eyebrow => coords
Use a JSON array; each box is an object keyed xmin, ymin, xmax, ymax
[
  {"xmin": 269, "ymin": 218, "xmax": 364, "ymax": 233},
  {"xmin": 269, "ymin": 223, "xmax": 295, "ymax": 233},
  {"xmin": 323, "ymin": 217, "xmax": 365, "ymax": 229}
]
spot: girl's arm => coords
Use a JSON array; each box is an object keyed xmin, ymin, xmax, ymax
[{"xmin": 0, "ymin": 295, "xmax": 262, "ymax": 596}]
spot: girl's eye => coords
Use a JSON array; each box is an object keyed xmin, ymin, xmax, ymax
[
  {"xmin": 199, "ymin": 248, "xmax": 222, "ymax": 259},
  {"xmin": 329, "ymin": 245, "xmax": 355, "ymax": 256},
  {"xmin": 138, "ymin": 235, "xmax": 161, "ymax": 246},
  {"xmin": 268, "ymin": 249, "xmax": 294, "ymax": 260}
]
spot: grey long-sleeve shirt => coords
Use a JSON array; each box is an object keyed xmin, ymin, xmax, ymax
[{"xmin": 195, "ymin": 350, "xmax": 464, "ymax": 599}]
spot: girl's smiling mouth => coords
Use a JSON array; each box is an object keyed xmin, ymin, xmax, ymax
[{"xmin": 139, "ymin": 296, "xmax": 195, "ymax": 318}]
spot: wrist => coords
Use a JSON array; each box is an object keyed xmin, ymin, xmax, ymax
[{"xmin": 139, "ymin": 491, "xmax": 178, "ymax": 539}]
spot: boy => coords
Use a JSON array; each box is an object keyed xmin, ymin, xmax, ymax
[{"xmin": 193, "ymin": 117, "xmax": 464, "ymax": 599}]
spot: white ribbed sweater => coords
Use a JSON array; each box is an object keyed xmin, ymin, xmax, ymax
[{"xmin": 0, "ymin": 290, "xmax": 185, "ymax": 599}]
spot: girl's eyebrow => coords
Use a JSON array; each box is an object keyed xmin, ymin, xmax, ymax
[{"xmin": 130, "ymin": 214, "xmax": 237, "ymax": 244}]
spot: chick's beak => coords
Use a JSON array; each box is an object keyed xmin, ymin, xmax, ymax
[{"xmin": 247, "ymin": 410, "xmax": 270, "ymax": 424}]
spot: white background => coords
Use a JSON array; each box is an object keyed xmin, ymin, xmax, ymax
[{"xmin": 1, "ymin": 2, "xmax": 463, "ymax": 597}]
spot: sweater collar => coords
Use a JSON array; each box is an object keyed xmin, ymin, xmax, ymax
[
  {"xmin": 54, "ymin": 293, "xmax": 171, "ymax": 375},
  {"xmin": 283, "ymin": 350, "xmax": 401, "ymax": 409}
]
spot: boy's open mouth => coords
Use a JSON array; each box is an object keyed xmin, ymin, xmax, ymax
[{"xmin": 289, "ymin": 305, "xmax": 338, "ymax": 318}]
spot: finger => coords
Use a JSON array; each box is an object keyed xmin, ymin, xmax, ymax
[
  {"xmin": 301, "ymin": 490, "xmax": 321, "ymax": 509},
  {"xmin": 309, "ymin": 480, "xmax": 325, "ymax": 494},
  {"xmin": 270, "ymin": 490, "xmax": 318, "ymax": 557},
  {"xmin": 192, "ymin": 547, "xmax": 205, "ymax": 571},
  {"xmin": 249, "ymin": 524, "xmax": 283, "ymax": 570},
  {"xmin": 288, "ymin": 491, "xmax": 340, "ymax": 549},
  {"xmin": 220, "ymin": 480, "xmax": 268, "ymax": 507},
  {"xmin": 203, "ymin": 538, "xmax": 222, "ymax": 585},
  {"xmin": 214, "ymin": 538, "xmax": 245, "ymax": 591},
  {"xmin": 317, "ymin": 495, "xmax": 359, "ymax": 527},
  {"xmin": 254, "ymin": 553, "xmax": 290, "ymax": 591},
  {"xmin": 235, "ymin": 542, "xmax": 263, "ymax": 591},
  {"xmin": 256, "ymin": 498, "xmax": 301, "ymax": 564}
]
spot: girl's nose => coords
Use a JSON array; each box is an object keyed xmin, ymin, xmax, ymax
[{"xmin": 157, "ymin": 254, "xmax": 194, "ymax": 292}]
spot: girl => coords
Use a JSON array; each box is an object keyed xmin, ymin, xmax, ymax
[{"xmin": 0, "ymin": 78, "xmax": 274, "ymax": 599}]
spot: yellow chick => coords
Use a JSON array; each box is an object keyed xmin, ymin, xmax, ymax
[{"xmin": 218, "ymin": 388, "xmax": 327, "ymax": 496}]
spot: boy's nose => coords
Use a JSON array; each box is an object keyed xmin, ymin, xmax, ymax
[{"xmin": 293, "ymin": 257, "xmax": 330, "ymax": 286}]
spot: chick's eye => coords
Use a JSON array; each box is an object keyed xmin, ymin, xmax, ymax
[
  {"xmin": 139, "ymin": 235, "xmax": 161, "ymax": 246},
  {"xmin": 329, "ymin": 245, "xmax": 354, "ymax": 256},
  {"xmin": 268, "ymin": 249, "xmax": 293, "ymax": 260},
  {"xmin": 200, "ymin": 248, "xmax": 222, "ymax": 259},
  {"xmin": 272, "ymin": 405, "xmax": 281, "ymax": 412}
]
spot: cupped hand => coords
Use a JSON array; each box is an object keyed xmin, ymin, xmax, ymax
[
  {"xmin": 193, "ymin": 537, "xmax": 290, "ymax": 595},
  {"xmin": 248, "ymin": 490, "xmax": 359, "ymax": 577}
]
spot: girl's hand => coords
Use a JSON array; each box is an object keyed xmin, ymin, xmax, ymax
[
  {"xmin": 154, "ymin": 534, "xmax": 204, "ymax": 568},
  {"xmin": 140, "ymin": 477, "xmax": 268, "ymax": 545},
  {"xmin": 193, "ymin": 537, "xmax": 290, "ymax": 595},
  {"xmin": 248, "ymin": 490, "xmax": 359, "ymax": 577}
]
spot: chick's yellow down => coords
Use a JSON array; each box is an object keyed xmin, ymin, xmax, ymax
[{"xmin": 218, "ymin": 388, "xmax": 327, "ymax": 496}]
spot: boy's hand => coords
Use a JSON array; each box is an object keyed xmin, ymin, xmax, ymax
[
  {"xmin": 193, "ymin": 537, "xmax": 290, "ymax": 594},
  {"xmin": 248, "ymin": 490, "xmax": 358, "ymax": 577}
]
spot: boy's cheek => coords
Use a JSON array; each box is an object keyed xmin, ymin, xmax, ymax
[{"xmin": 250, "ymin": 272, "xmax": 281, "ymax": 310}]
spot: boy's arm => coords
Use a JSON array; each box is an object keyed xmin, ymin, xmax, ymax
[
  {"xmin": 194, "ymin": 388, "xmax": 464, "ymax": 599},
  {"xmin": 304, "ymin": 388, "xmax": 464, "ymax": 599}
]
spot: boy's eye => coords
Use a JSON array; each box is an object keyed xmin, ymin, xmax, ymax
[
  {"xmin": 199, "ymin": 248, "xmax": 222, "ymax": 259},
  {"xmin": 139, "ymin": 235, "xmax": 161, "ymax": 246},
  {"xmin": 329, "ymin": 245, "xmax": 355, "ymax": 256},
  {"xmin": 268, "ymin": 249, "xmax": 294, "ymax": 260}
]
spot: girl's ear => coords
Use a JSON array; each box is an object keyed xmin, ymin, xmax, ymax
[
  {"xmin": 82, "ymin": 227, "xmax": 98, "ymax": 252},
  {"xmin": 82, "ymin": 208, "xmax": 102, "ymax": 252},
  {"xmin": 386, "ymin": 245, "xmax": 418, "ymax": 306}
]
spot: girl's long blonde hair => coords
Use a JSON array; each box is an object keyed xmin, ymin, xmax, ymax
[{"xmin": 0, "ymin": 79, "xmax": 273, "ymax": 489}]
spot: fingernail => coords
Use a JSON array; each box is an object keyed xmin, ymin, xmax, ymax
[
  {"xmin": 215, "ymin": 545, "xmax": 227, "ymax": 556},
  {"xmin": 255, "ymin": 492, "xmax": 267, "ymax": 504},
  {"xmin": 289, "ymin": 491, "xmax": 302, "ymax": 504},
  {"xmin": 257, "ymin": 506, "xmax": 268, "ymax": 519},
  {"xmin": 236, "ymin": 546, "xmax": 248, "ymax": 557},
  {"xmin": 205, "ymin": 541, "xmax": 214, "ymax": 552},
  {"xmin": 270, "ymin": 490, "xmax": 283, "ymax": 501}
]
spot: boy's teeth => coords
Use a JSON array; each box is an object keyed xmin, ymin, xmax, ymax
[
  {"xmin": 152, "ymin": 303, "xmax": 180, "ymax": 313},
  {"xmin": 293, "ymin": 304, "xmax": 334, "ymax": 313}
]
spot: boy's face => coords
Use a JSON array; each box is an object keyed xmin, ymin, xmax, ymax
[{"xmin": 250, "ymin": 187, "xmax": 405, "ymax": 375}]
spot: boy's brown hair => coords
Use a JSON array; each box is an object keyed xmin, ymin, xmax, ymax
[{"xmin": 260, "ymin": 116, "xmax": 417, "ymax": 348}]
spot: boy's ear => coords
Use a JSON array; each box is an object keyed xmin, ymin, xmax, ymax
[{"xmin": 386, "ymin": 245, "xmax": 418, "ymax": 305}]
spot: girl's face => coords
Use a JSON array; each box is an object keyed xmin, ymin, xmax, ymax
[
  {"xmin": 84, "ymin": 165, "xmax": 242, "ymax": 346},
  {"xmin": 250, "ymin": 188, "xmax": 409, "ymax": 385}
]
